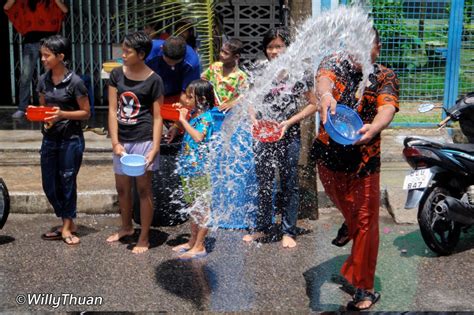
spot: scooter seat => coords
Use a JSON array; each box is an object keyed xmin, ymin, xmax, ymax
[
  {"xmin": 441, "ymin": 143, "xmax": 474, "ymax": 154},
  {"xmin": 404, "ymin": 136, "xmax": 474, "ymax": 154}
]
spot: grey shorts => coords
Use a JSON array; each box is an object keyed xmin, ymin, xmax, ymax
[{"xmin": 113, "ymin": 141, "xmax": 160, "ymax": 175}]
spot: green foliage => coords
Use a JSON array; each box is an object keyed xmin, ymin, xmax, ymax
[
  {"xmin": 369, "ymin": 0, "xmax": 411, "ymax": 69},
  {"xmin": 121, "ymin": 0, "xmax": 217, "ymax": 68}
]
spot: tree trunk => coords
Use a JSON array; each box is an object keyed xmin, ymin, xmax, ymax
[
  {"xmin": 289, "ymin": 1, "xmax": 319, "ymax": 220},
  {"xmin": 289, "ymin": 0, "xmax": 312, "ymax": 27}
]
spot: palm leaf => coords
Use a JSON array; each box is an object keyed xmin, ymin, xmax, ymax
[{"xmin": 120, "ymin": 0, "xmax": 218, "ymax": 68}]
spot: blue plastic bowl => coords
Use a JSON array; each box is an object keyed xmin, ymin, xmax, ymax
[
  {"xmin": 120, "ymin": 154, "xmax": 147, "ymax": 176},
  {"xmin": 324, "ymin": 104, "xmax": 363, "ymax": 145}
]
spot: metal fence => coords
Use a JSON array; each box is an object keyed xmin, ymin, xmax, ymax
[
  {"xmin": 7, "ymin": 0, "xmax": 473, "ymax": 122},
  {"xmin": 7, "ymin": 0, "xmax": 197, "ymax": 108},
  {"xmin": 8, "ymin": 0, "xmax": 134, "ymax": 107},
  {"xmin": 340, "ymin": 0, "xmax": 472, "ymax": 124},
  {"xmin": 371, "ymin": 1, "xmax": 451, "ymax": 102},
  {"xmin": 460, "ymin": 1, "xmax": 474, "ymax": 98}
]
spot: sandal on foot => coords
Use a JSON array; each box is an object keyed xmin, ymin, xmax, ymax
[
  {"xmin": 178, "ymin": 251, "xmax": 207, "ymax": 260},
  {"xmin": 331, "ymin": 223, "xmax": 350, "ymax": 247},
  {"xmin": 41, "ymin": 229, "xmax": 62, "ymax": 241},
  {"xmin": 346, "ymin": 289, "xmax": 380, "ymax": 311},
  {"xmin": 63, "ymin": 235, "xmax": 80, "ymax": 246}
]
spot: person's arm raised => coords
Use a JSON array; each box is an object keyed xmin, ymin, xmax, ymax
[
  {"xmin": 3, "ymin": 0, "xmax": 15, "ymax": 11},
  {"xmin": 54, "ymin": 0, "xmax": 69, "ymax": 14},
  {"xmin": 178, "ymin": 108, "xmax": 205, "ymax": 143}
]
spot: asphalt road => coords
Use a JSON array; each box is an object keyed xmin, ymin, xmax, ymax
[{"xmin": 1, "ymin": 210, "xmax": 473, "ymax": 312}]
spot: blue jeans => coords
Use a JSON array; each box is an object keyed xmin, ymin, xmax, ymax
[
  {"xmin": 18, "ymin": 42, "xmax": 40, "ymax": 111},
  {"xmin": 254, "ymin": 136, "xmax": 301, "ymax": 236},
  {"xmin": 40, "ymin": 135, "xmax": 85, "ymax": 219}
]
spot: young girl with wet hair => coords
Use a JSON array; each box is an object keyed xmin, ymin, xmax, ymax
[
  {"xmin": 38, "ymin": 34, "xmax": 90, "ymax": 245},
  {"xmin": 171, "ymin": 79, "xmax": 215, "ymax": 259},
  {"xmin": 106, "ymin": 31, "xmax": 164, "ymax": 254}
]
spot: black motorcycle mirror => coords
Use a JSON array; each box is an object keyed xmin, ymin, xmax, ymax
[
  {"xmin": 418, "ymin": 103, "xmax": 443, "ymax": 113},
  {"xmin": 0, "ymin": 178, "xmax": 10, "ymax": 229}
]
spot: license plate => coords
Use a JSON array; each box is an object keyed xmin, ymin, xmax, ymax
[{"xmin": 403, "ymin": 168, "xmax": 433, "ymax": 190}]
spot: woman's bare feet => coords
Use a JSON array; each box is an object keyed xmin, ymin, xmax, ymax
[
  {"xmin": 172, "ymin": 243, "xmax": 192, "ymax": 253},
  {"xmin": 132, "ymin": 240, "xmax": 149, "ymax": 254},
  {"xmin": 106, "ymin": 228, "xmax": 134, "ymax": 243},
  {"xmin": 282, "ymin": 235, "xmax": 296, "ymax": 248},
  {"xmin": 242, "ymin": 232, "xmax": 265, "ymax": 242}
]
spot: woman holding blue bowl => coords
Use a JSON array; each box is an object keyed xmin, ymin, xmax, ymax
[{"xmin": 312, "ymin": 27, "xmax": 399, "ymax": 311}]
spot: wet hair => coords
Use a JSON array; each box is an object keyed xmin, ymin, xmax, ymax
[
  {"xmin": 175, "ymin": 20, "xmax": 197, "ymax": 50},
  {"xmin": 187, "ymin": 79, "xmax": 215, "ymax": 111},
  {"xmin": 262, "ymin": 27, "xmax": 291, "ymax": 57},
  {"xmin": 40, "ymin": 35, "xmax": 71, "ymax": 65},
  {"xmin": 29, "ymin": 0, "xmax": 51, "ymax": 11},
  {"xmin": 163, "ymin": 36, "xmax": 187, "ymax": 61},
  {"xmin": 372, "ymin": 26, "xmax": 381, "ymax": 46},
  {"xmin": 123, "ymin": 31, "xmax": 153, "ymax": 60},
  {"xmin": 223, "ymin": 38, "xmax": 244, "ymax": 56}
]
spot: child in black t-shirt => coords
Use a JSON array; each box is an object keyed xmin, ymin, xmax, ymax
[
  {"xmin": 106, "ymin": 31, "xmax": 164, "ymax": 254},
  {"xmin": 38, "ymin": 35, "xmax": 90, "ymax": 246}
]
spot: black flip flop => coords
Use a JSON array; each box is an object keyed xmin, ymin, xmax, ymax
[
  {"xmin": 346, "ymin": 289, "xmax": 381, "ymax": 311},
  {"xmin": 331, "ymin": 223, "xmax": 350, "ymax": 247},
  {"xmin": 41, "ymin": 229, "xmax": 62, "ymax": 241}
]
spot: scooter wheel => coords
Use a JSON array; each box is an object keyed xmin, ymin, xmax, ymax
[{"xmin": 418, "ymin": 186, "xmax": 461, "ymax": 256}]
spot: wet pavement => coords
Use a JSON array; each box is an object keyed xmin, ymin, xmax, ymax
[
  {"xmin": 2, "ymin": 108, "xmax": 474, "ymax": 312},
  {"xmin": 0, "ymin": 211, "xmax": 473, "ymax": 312}
]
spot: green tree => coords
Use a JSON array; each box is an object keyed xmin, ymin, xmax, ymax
[{"xmin": 121, "ymin": 0, "xmax": 218, "ymax": 68}]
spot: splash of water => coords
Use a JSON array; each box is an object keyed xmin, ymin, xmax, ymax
[{"xmin": 181, "ymin": 5, "xmax": 376, "ymax": 229}]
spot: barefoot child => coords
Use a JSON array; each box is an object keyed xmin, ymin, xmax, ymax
[
  {"xmin": 106, "ymin": 31, "xmax": 164, "ymax": 254},
  {"xmin": 171, "ymin": 79, "xmax": 215, "ymax": 259}
]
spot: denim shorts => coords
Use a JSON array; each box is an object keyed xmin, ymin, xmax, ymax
[{"xmin": 113, "ymin": 141, "xmax": 160, "ymax": 175}]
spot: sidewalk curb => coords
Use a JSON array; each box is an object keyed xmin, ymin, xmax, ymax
[
  {"xmin": 10, "ymin": 190, "xmax": 118, "ymax": 215},
  {"xmin": 10, "ymin": 189, "xmax": 396, "ymax": 216}
]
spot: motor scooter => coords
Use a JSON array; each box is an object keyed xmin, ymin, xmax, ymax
[
  {"xmin": 0, "ymin": 178, "xmax": 10, "ymax": 229},
  {"xmin": 403, "ymin": 92, "xmax": 474, "ymax": 255}
]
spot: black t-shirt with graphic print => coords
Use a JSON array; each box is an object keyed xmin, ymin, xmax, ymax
[
  {"xmin": 109, "ymin": 67, "xmax": 164, "ymax": 142},
  {"xmin": 37, "ymin": 70, "xmax": 88, "ymax": 139}
]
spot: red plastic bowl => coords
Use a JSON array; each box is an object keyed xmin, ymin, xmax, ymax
[
  {"xmin": 25, "ymin": 106, "xmax": 54, "ymax": 122},
  {"xmin": 161, "ymin": 95, "xmax": 184, "ymax": 121},
  {"xmin": 252, "ymin": 120, "xmax": 282, "ymax": 142},
  {"xmin": 160, "ymin": 104, "xmax": 180, "ymax": 121}
]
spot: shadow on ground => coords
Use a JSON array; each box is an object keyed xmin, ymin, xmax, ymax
[
  {"xmin": 303, "ymin": 255, "xmax": 382, "ymax": 312},
  {"xmin": 393, "ymin": 227, "xmax": 474, "ymax": 257},
  {"xmin": 120, "ymin": 228, "xmax": 169, "ymax": 251},
  {"xmin": 0, "ymin": 235, "xmax": 15, "ymax": 245},
  {"xmin": 155, "ymin": 259, "xmax": 218, "ymax": 311}
]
